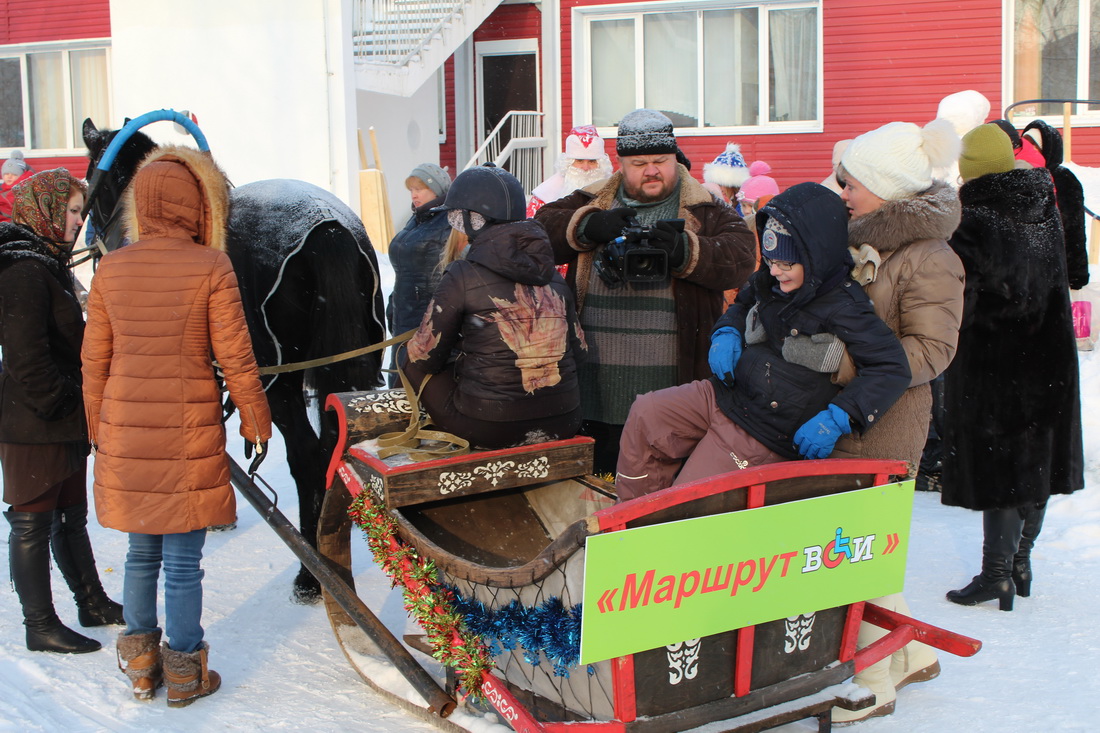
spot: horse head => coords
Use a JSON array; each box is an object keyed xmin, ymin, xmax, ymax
[{"xmin": 82, "ymin": 117, "xmax": 158, "ymax": 256}]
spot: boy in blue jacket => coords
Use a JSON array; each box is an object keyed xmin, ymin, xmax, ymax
[{"xmin": 616, "ymin": 182, "xmax": 910, "ymax": 500}]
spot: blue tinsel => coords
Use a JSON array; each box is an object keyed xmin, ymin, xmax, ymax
[{"xmin": 442, "ymin": 585, "xmax": 581, "ymax": 677}]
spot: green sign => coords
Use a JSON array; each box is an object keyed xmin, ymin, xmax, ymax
[{"xmin": 579, "ymin": 481, "xmax": 914, "ymax": 665}]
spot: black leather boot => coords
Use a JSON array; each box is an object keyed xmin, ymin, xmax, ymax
[
  {"xmin": 947, "ymin": 508, "xmax": 1023, "ymax": 611},
  {"xmin": 1012, "ymin": 502, "xmax": 1046, "ymax": 598},
  {"xmin": 5, "ymin": 510, "xmax": 101, "ymax": 653},
  {"xmin": 51, "ymin": 503, "xmax": 123, "ymax": 627}
]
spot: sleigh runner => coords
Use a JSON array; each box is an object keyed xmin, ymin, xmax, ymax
[{"xmin": 293, "ymin": 388, "xmax": 982, "ymax": 732}]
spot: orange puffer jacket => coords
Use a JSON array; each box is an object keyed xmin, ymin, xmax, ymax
[{"xmin": 82, "ymin": 146, "xmax": 272, "ymax": 534}]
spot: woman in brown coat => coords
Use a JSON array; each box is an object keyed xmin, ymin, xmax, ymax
[
  {"xmin": 82, "ymin": 146, "xmax": 272, "ymax": 707},
  {"xmin": 1, "ymin": 169, "xmax": 123, "ymax": 655},
  {"xmin": 828, "ymin": 119, "xmax": 965, "ymax": 723}
]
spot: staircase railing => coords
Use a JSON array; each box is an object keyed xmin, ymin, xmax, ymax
[
  {"xmin": 352, "ymin": 0, "xmax": 467, "ymax": 66},
  {"xmin": 464, "ymin": 111, "xmax": 546, "ymax": 194}
]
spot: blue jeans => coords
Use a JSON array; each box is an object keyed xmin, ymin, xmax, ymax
[{"xmin": 123, "ymin": 529, "xmax": 207, "ymax": 653}]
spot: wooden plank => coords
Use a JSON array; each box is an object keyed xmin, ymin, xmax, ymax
[{"xmin": 349, "ymin": 437, "xmax": 594, "ymax": 508}]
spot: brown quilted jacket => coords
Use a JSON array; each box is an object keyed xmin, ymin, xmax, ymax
[{"xmin": 82, "ymin": 146, "xmax": 272, "ymax": 534}]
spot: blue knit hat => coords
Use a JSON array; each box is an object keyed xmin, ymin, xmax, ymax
[
  {"xmin": 761, "ymin": 218, "xmax": 799, "ymax": 264},
  {"xmin": 703, "ymin": 142, "xmax": 750, "ymax": 188}
]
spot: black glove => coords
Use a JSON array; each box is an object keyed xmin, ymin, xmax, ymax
[
  {"xmin": 650, "ymin": 219, "xmax": 688, "ymax": 269},
  {"xmin": 580, "ymin": 208, "xmax": 637, "ymax": 244},
  {"xmin": 246, "ymin": 440, "xmax": 268, "ymax": 475}
]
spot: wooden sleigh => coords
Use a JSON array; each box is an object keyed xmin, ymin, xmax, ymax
[{"xmin": 269, "ymin": 388, "xmax": 984, "ymax": 733}]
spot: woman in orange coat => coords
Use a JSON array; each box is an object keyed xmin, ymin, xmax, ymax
[{"xmin": 82, "ymin": 146, "xmax": 272, "ymax": 707}]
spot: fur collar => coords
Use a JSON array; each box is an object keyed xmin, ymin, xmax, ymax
[
  {"xmin": 121, "ymin": 145, "xmax": 231, "ymax": 252},
  {"xmin": 847, "ymin": 181, "xmax": 961, "ymax": 254},
  {"xmin": 582, "ymin": 164, "xmax": 714, "ymax": 210}
]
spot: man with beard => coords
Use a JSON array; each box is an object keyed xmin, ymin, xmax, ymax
[
  {"xmin": 526, "ymin": 125, "xmax": 613, "ymax": 217},
  {"xmin": 534, "ymin": 109, "xmax": 757, "ymax": 474}
]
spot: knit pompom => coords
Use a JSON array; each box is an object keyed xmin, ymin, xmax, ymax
[
  {"xmin": 921, "ymin": 118, "xmax": 962, "ymax": 171},
  {"xmin": 748, "ymin": 160, "xmax": 771, "ymax": 176}
]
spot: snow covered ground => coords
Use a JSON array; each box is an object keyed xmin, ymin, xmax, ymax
[{"xmin": 1, "ymin": 207, "xmax": 1098, "ymax": 733}]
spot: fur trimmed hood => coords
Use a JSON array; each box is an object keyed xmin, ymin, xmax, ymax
[
  {"xmin": 847, "ymin": 181, "xmax": 960, "ymax": 254},
  {"xmin": 122, "ymin": 145, "xmax": 231, "ymax": 251}
]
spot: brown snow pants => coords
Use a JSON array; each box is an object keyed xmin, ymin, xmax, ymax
[{"xmin": 615, "ymin": 379, "xmax": 784, "ymax": 501}]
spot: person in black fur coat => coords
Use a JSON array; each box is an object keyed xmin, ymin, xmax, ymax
[
  {"xmin": 991, "ymin": 118, "xmax": 1090, "ymax": 290},
  {"xmin": 942, "ymin": 124, "xmax": 1084, "ymax": 612}
]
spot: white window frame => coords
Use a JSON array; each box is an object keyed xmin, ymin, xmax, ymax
[
  {"xmin": 571, "ymin": 0, "xmax": 822, "ymax": 137},
  {"xmin": 1003, "ymin": 0, "xmax": 1100, "ymax": 126},
  {"xmin": 0, "ymin": 39, "xmax": 113, "ymax": 156}
]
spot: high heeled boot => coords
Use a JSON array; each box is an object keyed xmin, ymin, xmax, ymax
[
  {"xmin": 51, "ymin": 503, "xmax": 124, "ymax": 627},
  {"xmin": 1012, "ymin": 502, "xmax": 1046, "ymax": 598},
  {"xmin": 4, "ymin": 510, "xmax": 101, "ymax": 653},
  {"xmin": 947, "ymin": 508, "xmax": 1023, "ymax": 611}
]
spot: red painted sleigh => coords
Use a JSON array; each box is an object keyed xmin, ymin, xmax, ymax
[{"xmin": 293, "ymin": 389, "xmax": 982, "ymax": 733}]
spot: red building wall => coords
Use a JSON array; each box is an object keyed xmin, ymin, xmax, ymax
[
  {"xmin": 440, "ymin": 3, "xmax": 543, "ymax": 174},
  {"xmin": 554, "ymin": 0, "xmax": 1100, "ymax": 186},
  {"xmin": 1, "ymin": 0, "xmax": 111, "ymax": 175},
  {"xmin": 0, "ymin": 0, "xmax": 109, "ymax": 44}
]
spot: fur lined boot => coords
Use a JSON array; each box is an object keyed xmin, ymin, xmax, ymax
[
  {"xmin": 162, "ymin": 642, "xmax": 221, "ymax": 708},
  {"xmin": 888, "ymin": 595, "xmax": 940, "ymax": 689},
  {"xmin": 117, "ymin": 630, "xmax": 163, "ymax": 700},
  {"xmin": 832, "ymin": 594, "xmax": 902, "ymax": 725}
]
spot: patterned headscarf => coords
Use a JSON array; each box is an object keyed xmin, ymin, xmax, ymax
[{"xmin": 11, "ymin": 168, "xmax": 87, "ymax": 257}]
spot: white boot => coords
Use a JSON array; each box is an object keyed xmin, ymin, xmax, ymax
[
  {"xmin": 831, "ymin": 595, "xmax": 898, "ymax": 725},
  {"xmin": 889, "ymin": 594, "xmax": 940, "ymax": 690}
]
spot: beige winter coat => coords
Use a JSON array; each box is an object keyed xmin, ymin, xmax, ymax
[
  {"xmin": 831, "ymin": 182, "xmax": 965, "ymax": 474},
  {"xmin": 82, "ymin": 146, "xmax": 272, "ymax": 534}
]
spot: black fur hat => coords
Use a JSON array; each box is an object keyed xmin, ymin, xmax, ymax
[{"xmin": 1021, "ymin": 119, "xmax": 1063, "ymax": 170}]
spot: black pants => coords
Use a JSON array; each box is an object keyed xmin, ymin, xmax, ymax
[
  {"xmin": 579, "ymin": 420, "xmax": 624, "ymax": 477},
  {"xmin": 404, "ymin": 362, "xmax": 582, "ymax": 450},
  {"xmin": 918, "ymin": 374, "xmax": 945, "ymax": 475}
]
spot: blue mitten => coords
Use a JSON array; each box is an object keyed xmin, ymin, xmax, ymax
[
  {"xmin": 708, "ymin": 326, "xmax": 742, "ymax": 385},
  {"xmin": 793, "ymin": 404, "xmax": 852, "ymax": 459}
]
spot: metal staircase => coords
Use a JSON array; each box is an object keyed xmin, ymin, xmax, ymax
[{"xmin": 352, "ymin": 0, "xmax": 503, "ymax": 97}]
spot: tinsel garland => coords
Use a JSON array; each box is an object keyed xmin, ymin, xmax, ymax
[
  {"xmin": 447, "ymin": 590, "xmax": 584, "ymax": 677},
  {"xmin": 347, "ymin": 491, "xmax": 495, "ymax": 699}
]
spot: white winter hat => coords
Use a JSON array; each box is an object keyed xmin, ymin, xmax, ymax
[
  {"xmin": 564, "ymin": 125, "xmax": 606, "ymax": 160},
  {"xmin": 936, "ymin": 90, "xmax": 991, "ymax": 138},
  {"xmin": 840, "ymin": 119, "xmax": 961, "ymax": 201}
]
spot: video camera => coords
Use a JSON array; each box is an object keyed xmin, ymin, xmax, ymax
[{"xmin": 593, "ymin": 218, "xmax": 684, "ymax": 289}]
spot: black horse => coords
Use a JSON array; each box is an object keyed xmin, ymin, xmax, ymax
[{"xmin": 82, "ymin": 119, "xmax": 386, "ymax": 603}]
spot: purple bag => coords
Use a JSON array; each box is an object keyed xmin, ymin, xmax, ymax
[{"xmin": 1073, "ymin": 300, "xmax": 1092, "ymax": 339}]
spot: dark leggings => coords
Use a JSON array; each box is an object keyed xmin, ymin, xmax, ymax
[
  {"xmin": 11, "ymin": 463, "xmax": 87, "ymax": 513},
  {"xmin": 404, "ymin": 362, "xmax": 582, "ymax": 450}
]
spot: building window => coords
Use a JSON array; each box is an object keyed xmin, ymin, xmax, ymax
[
  {"xmin": 1011, "ymin": 0, "xmax": 1100, "ymax": 116},
  {"xmin": 576, "ymin": 1, "xmax": 820, "ymax": 135},
  {"xmin": 0, "ymin": 41, "xmax": 111, "ymax": 153}
]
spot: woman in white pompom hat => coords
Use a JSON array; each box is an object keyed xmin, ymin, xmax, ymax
[{"xmin": 815, "ymin": 118, "xmax": 966, "ymax": 724}]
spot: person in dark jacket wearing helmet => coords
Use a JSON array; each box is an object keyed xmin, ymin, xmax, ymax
[
  {"xmin": 615, "ymin": 183, "xmax": 911, "ymax": 500},
  {"xmin": 402, "ymin": 166, "xmax": 587, "ymax": 449}
]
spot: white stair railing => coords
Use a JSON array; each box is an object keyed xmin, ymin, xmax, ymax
[
  {"xmin": 464, "ymin": 111, "xmax": 546, "ymax": 194},
  {"xmin": 353, "ymin": 0, "xmax": 467, "ymax": 66}
]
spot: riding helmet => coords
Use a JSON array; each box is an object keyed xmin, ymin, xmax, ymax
[{"xmin": 436, "ymin": 164, "xmax": 525, "ymax": 223}]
